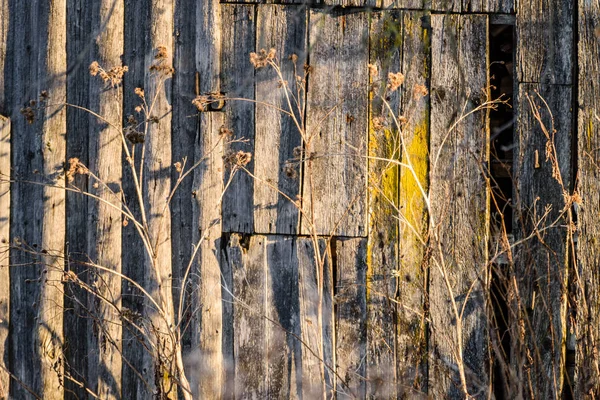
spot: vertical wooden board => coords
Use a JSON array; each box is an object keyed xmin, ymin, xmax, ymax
[
  {"xmin": 0, "ymin": 117, "xmax": 9, "ymax": 399},
  {"xmin": 254, "ymin": 4, "xmax": 306, "ymax": 235},
  {"xmin": 64, "ymin": 1, "xmax": 92, "ymax": 397},
  {"xmin": 121, "ymin": 0, "xmax": 151, "ymax": 398},
  {"xmin": 190, "ymin": 112, "xmax": 225, "ymax": 399},
  {"xmin": 516, "ymin": 0, "xmax": 572, "ymax": 84},
  {"xmin": 265, "ymin": 236, "xmax": 301, "ymax": 398},
  {"xmin": 381, "ymin": 0, "xmax": 424, "ymax": 10},
  {"xmin": 429, "ymin": 14, "xmax": 489, "ymax": 399},
  {"xmin": 398, "ymin": 10, "xmax": 430, "ymax": 397},
  {"xmin": 483, "ymin": 0, "xmax": 513, "ymax": 12},
  {"xmin": 513, "ymin": 84, "xmax": 571, "ymax": 399},
  {"xmin": 430, "ymin": 0, "xmax": 460, "ymax": 16},
  {"xmin": 228, "ymin": 234, "xmax": 267, "ymax": 398},
  {"xmin": 142, "ymin": 0, "xmax": 176, "ymax": 397},
  {"xmin": 323, "ymin": 0, "xmax": 380, "ymax": 8},
  {"xmin": 221, "ymin": 4, "xmax": 256, "ymax": 234},
  {"xmin": 85, "ymin": 1, "xmax": 124, "ymax": 398},
  {"xmin": 297, "ymin": 237, "xmax": 335, "ymax": 399},
  {"xmin": 8, "ymin": 1, "xmax": 67, "ymax": 398},
  {"xmin": 0, "ymin": 0, "xmax": 7, "ymax": 113},
  {"xmin": 335, "ymin": 238, "xmax": 367, "ymax": 399},
  {"xmin": 171, "ymin": 0, "xmax": 197, "ymax": 353},
  {"xmin": 303, "ymin": 10, "xmax": 369, "ymax": 237},
  {"xmin": 367, "ymin": 10, "xmax": 402, "ymax": 399},
  {"xmin": 576, "ymin": 2, "xmax": 600, "ymax": 396}
]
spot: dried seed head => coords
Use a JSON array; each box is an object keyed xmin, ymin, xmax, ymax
[
  {"xmin": 192, "ymin": 95, "xmax": 211, "ymax": 112},
  {"xmin": 66, "ymin": 158, "xmax": 88, "ymax": 183},
  {"xmin": 174, "ymin": 162, "xmax": 183, "ymax": 173},
  {"xmin": 387, "ymin": 72, "xmax": 405, "ymax": 92},
  {"xmin": 283, "ymin": 161, "xmax": 297, "ymax": 179},
  {"xmin": 224, "ymin": 151, "xmax": 252, "ymax": 168},
  {"xmin": 135, "ymin": 87, "xmax": 145, "ymax": 98},
  {"xmin": 289, "ymin": 53, "xmax": 298, "ymax": 63},
  {"xmin": 20, "ymin": 107, "xmax": 35, "ymax": 124},
  {"xmin": 219, "ymin": 125, "xmax": 233, "ymax": 137},
  {"xmin": 413, "ymin": 84, "xmax": 428, "ymax": 99},
  {"xmin": 250, "ymin": 48, "xmax": 276, "ymax": 69}
]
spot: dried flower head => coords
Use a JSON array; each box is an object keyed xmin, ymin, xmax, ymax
[
  {"xmin": 289, "ymin": 53, "xmax": 298, "ymax": 63},
  {"xmin": 387, "ymin": 72, "xmax": 405, "ymax": 92},
  {"xmin": 192, "ymin": 95, "xmax": 211, "ymax": 112},
  {"xmin": 134, "ymin": 87, "xmax": 145, "ymax": 98},
  {"xmin": 250, "ymin": 48, "xmax": 276, "ymax": 69},
  {"xmin": 303, "ymin": 64, "xmax": 313, "ymax": 74},
  {"xmin": 224, "ymin": 151, "xmax": 252, "ymax": 168},
  {"xmin": 368, "ymin": 63, "xmax": 379, "ymax": 78},
  {"xmin": 20, "ymin": 107, "xmax": 35, "ymax": 124},
  {"xmin": 66, "ymin": 158, "xmax": 88, "ymax": 183},
  {"xmin": 89, "ymin": 61, "xmax": 128, "ymax": 86},
  {"xmin": 219, "ymin": 125, "xmax": 233, "ymax": 137},
  {"xmin": 39, "ymin": 90, "xmax": 49, "ymax": 101},
  {"xmin": 155, "ymin": 46, "xmax": 168, "ymax": 60},
  {"xmin": 149, "ymin": 46, "xmax": 174, "ymax": 76},
  {"xmin": 125, "ymin": 128, "xmax": 145, "ymax": 144},
  {"xmin": 174, "ymin": 162, "xmax": 182, "ymax": 173},
  {"xmin": 283, "ymin": 161, "xmax": 297, "ymax": 179},
  {"xmin": 413, "ymin": 84, "xmax": 428, "ymax": 99},
  {"xmin": 135, "ymin": 106, "xmax": 142, "ymax": 113}
]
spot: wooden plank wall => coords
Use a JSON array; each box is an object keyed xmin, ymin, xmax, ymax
[{"xmin": 0, "ymin": 0, "xmax": 587, "ymax": 399}]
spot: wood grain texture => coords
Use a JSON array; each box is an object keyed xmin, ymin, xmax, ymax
[
  {"xmin": 121, "ymin": 0, "xmax": 150, "ymax": 398},
  {"xmin": 142, "ymin": 0, "xmax": 176, "ymax": 397},
  {"xmin": 0, "ymin": 117, "xmax": 9, "ymax": 400},
  {"xmin": 429, "ymin": 14, "xmax": 489, "ymax": 399},
  {"xmin": 367, "ymin": 10, "xmax": 402, "ymax": 398},
  {"xmin": 7, "ymin": 1, "xmax": 67, "ymax": 398},
  {"xmin": 303, "ymin": 10, "xmax": 369, "ymax": 237},
  {"xmin": 254, "ymin": 4, "xmax": 306, "ymax": 235},
  {"xmin": 297, "ymin": 237, "xmax": 334, "ymax": 399},
  {"xmin": 64, "ymin": 0, "xmax": 93, "ymax": 397},
  {"xmin": 85, "ymin": 1, "xmax": 124, "ymax": 398},
  {"xmin": 516, "ymin": 0, "xmax": 572, "ymax": 84},
  {"xmin": 464, "ymin": 0, "xmax": 513, "ymax": 13},
  {"xmin": 0, "ymin": 0, "xmax": 7, "ymax": 114},
  {"xmin": 221, "ymin": 4, "xmax": 256, "ymax": 234},
  {"xmin": 513, "ymin": 84, "xmax": 571, "ymax": 399},
  {"xmin": 576, "ymin": 2, "xmax": 600, "ymax": 396},
  {"xmin": 335, "ymin": 238, "xmax": 367, "ymax": 399},
  {"xmin": 398, "ymin": 10, "xmax": 430, "ymax": 397}
]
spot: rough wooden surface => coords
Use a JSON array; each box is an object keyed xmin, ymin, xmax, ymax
[
  {"xmin": 85, "ymin": 1, "xmax": 124, "ymax": 398},
  {"xmin": 297, "ymin": 237, "xmax": 334, "ymax": 399},
  {"xmin": 513, "ymin": 84, "xmax": 571, "ymax": 399},
  {"xmin": 7, "ymin": 2, "xmax": 67, "ymax": 398},
  {"xmin": 335, "ymin": 238, "xmax": 367, "ymax": 398},
  {"xmin": 576, "ymin": 3, "xmax": 600, "ymax": 396},
  {"xmin": 303, "ymin": 10, "xmax": 369, "ymax": 237},
  {"xmin": 0, "ymin": 0, "xmax": 7, "ymax": 114},
  {"xmin": 429, "ymin": 14, "xmax": 489, "ymax": 399},
  {"xmin": 221, "ymin": 4, "xmax": 256, "ymax": 234},
  {"xmin": 0, "ymin": 117, "xmax": 9, "ymax": 400},
  {"xmin": 367, "ymin": 10, "xmax": 402, "ymax": 398},
  {"xmin": 398, "ymin": 10, "xmax": 430, "ymax": 396},
  {"xmin": 121, "ymin": 0, "xmax": 150, "ymax": 398},
  {"xmin": 516, "ymin": 0, "xmax": 572, "ymax": 84},
  {"xmin": 254, "ymin": 4, "xmax": 306, "ymax": 235}
]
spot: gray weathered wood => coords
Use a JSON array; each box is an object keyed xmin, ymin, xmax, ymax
[
  {"xmin": 335, "ymin": 238, "xmax": 367, "ymax": 399},
  {"xmin": 303, "ymin": 10, "xmax": 369, "ymax": 237},
  {"xmin": 297, "ymin": 237, "xmax": 334, "ymax": 399},
  {"xmin": 398, "ymin": 10, "xmax": 430, "ymax": 397},
  {"xmin": 254, "ymin": 4, "xmax": 306, "ymax": 235},
  {"xmin": 142, "ymin": 0, "xmax": 176, "ymax": 397},
  {"xmin": 431, "ymin": 0, "xmax": 460, "ymax": 16},
  {"xmin": 8, "ymin": 2, "xmax": 67, "ymax": 398},
  {"xmin": 513, "ymin": 84, "xmax": 571, "ymax": 399},
  {"xmin": 121, "ymin": 0, "xmax": 151, "ymax": 398},
  {"xmin": 367, "ymin": 10, "xmax": 402, "ymax": 398},
  {"xmin": 382, "ymin": 0, "xmax": 424, "ymax": 9},
  {"xmin": 86, "ymin": 1, "xmax": 124, "ymax": 398},
  {"xmin": 192, "ymin": 0, "xmax": 226, "ymax": 397},
  {"xmin": 516, "ymin": 0, "xmax": 572, "ymax": 84},
  {"xmin": 464, "ymin": 0, "xmax": 513, "ymax": 12},
  {"xmin": 221, "ymin": 4, "xmax": 256, "ymax": 233},
  {"xmin": 0, "ymin": 117, "xmax": 9, "ymax": 400},
  {"xmin": 429, "ymin": 14, "xmax": 489, "ymax": 399},
  {"xmin": 576, "ymin": 3, "xmax": 600, "ymax": 396}
]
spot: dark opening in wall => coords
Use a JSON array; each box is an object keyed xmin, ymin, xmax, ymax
[{"xmin": 489, "ymin": 20, "xmax": 515, "ymax": 400}]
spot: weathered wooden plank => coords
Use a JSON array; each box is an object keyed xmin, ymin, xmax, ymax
[
  {"xmin": 121, "ymin": 0, "xmax": 150, "ymax": 398},
  {"xmin": 516, "ymin": 0, "xmax": 572, "ymax": 84},
  {"xmin": 463, "ymin": 0, "xmax": 513, "ymax": 13},
  {"xmin": 8, "ymin": 1, "xmax": 67, "ymax": 398},
  {"xmin": 141, "ymin": 0, "xmax": 177, "ymax": 398},
  {"xmin": 431, "ymin": 0, "xmax": 460, "ymax": 16},
  {"xmin": 367, "ymin": 10, "xmax": 402, "ymax": 399},
  {"xmin": 64, "ymin": 0, "xmax": 93, "ymax": 397},
  {"xmin": 323, "ymin": 0, "xmax": 380, "ymax": 8},
  {"xmin": 576, "ymin": 3, "xmax": 600, "ymax": 396},
  {"xmin": 303, "ymin": 10, "xmax": 369, "ymax": 237},
  {"xmin": 0, "ymin": 117, "xmax": 9, "ymax": 400},
  {"xmin": 192, "ymin": 1, "xmax": 226, "ymax": 397},
  {"xmin": 513, "ymin": 84, "xmax": 571, "ymax": 399},
  {"xmin": 190, "ymin": 112, "xmax": 226, "ymax": 398},
  {"xmin": 254, "ymin": 4, "xmax": 306, "ymax": 235},
  {"xmin": 429, "ymin": 14, "xmax": 489, "ymax": 398},
  {"xmin": 171, "ymin": 0, "xmax": 197, "ymax": 360},
  {"xmin": 398, "ymin": 10, "xmax": 430, "ymax": 397},
  {"xmin": 0, "ymin": 0, "xmax": 7, "ymax": 113},
  {"xmin": 265, "ymin": 236, "xmax": 301, "ymax": 398},
  {"xmin": 85, "ymin": 1, "xmax": 124, "ymax": 398},
  {"xmin": 297, "ymin": 237, "xmax": 334, "ymax": 398},
  {"xmin": 221, "ymin": 4, "xmax": 256, "ymax": 233},
  {"xmin": 335, "ymin": 238, "xmax": 367, "ymax": 398}
]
